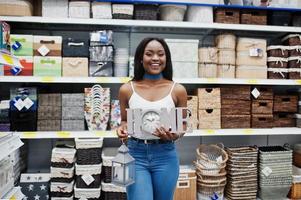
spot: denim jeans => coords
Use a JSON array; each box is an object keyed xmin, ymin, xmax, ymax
[{"xmin": 126, "ymin": 138, "xmax": 180, "ymax": 200}]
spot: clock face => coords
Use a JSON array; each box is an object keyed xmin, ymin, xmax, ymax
[{"xmin": 141, "ymin": 110, "xmax": 161, "ymax": 134}]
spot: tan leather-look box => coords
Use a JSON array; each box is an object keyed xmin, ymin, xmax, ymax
[
  {"xmin": 62, "ymin": 57, "xmax": 88, "ymax": 77},
  {"xmin": 33, "ymin": 36, "xmax": 62, "ymax": 56}
]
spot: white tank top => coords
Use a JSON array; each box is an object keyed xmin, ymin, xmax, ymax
[{"xmin": 128, "ymin": 81, "xmax": 176, "ymax": 139}]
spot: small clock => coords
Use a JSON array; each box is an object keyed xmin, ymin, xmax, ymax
[{"xmin": 141, "ymin": 109, "xmax": 161, "ymax": 134}]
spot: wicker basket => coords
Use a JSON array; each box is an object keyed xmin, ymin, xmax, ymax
[
  {"xmin": 282, "ymin": 34, "xmax": 301, "ymax": 46},
  {"xmin": 75, "ymin": 163, "xmax": 102, "ymax": 188},
  {"xmin": 221, "ymin": 115, "xmax": 251, "ymax": 129},
  {"xmin": 252, "ymin": 99, "xmax": 273, "ymax": 114},
  {"xmin": 196, "ymin": 144, "xmax": 228, "ymax": 169},
  {"xmin": 198, "ymin": 63, "xmax": 218, "ymax": 78},
  {"xmin": 134, "ymin": 4, "xmax": 158, "ymax": 20},
  {"xmin": 267, "ymin": 57, "xmax": 288, "ymax": 68},
  {"xmin": 51, "ymin": 147, "xmax": 76, "ymax": 168},
  {"xmin": 241, "ymin": 9, "xmax": 267, "ymax": 25},
  {"xmin": 267, "ymin": 46, "xmax": 289, "ymax": 58},
  {"xmin": 215, "ymin": 34, "xmax": 236, "ymax": 49},
  {"xmin": 214, "ymin": 8, "xmax": 240, "ymax": 24},
  {"xmin": 289, "ymin": 68, "xmax": 301, "ymax": 79},
  {"xmin": 75, "ymin": 138, "xmax": 103, "ymax": 165},
  {"xmin": 101, "ymin": 182, "xmax": 127, "ymax": 200},
  {"xmin": 112, "ymin": 4, "xmax": 133, "ymax": 19},
  {"xmin": 218, "ymin": 49, "xmax": 235, "ymax": 65},
  {"xmin": 102, "ymin": 147, "xmax": 119, "ymax": 183},
  {"xmin": 50, "ymin": 166, "xmax": 74, "ymax": 183},
  {"xmin": 74, "ymin": 187, "xmax": 101, "ymax": 200},
  {"xmin": 273, "ymin": 113, "xmax": 295, "ymax": 127},
  {"xmin": 252, "ymin": 114, "xmax": 274, "ymax": 128},
  {"xmin": 273, "ymin": 95, "xmax": 298, "ymax": 113},
  {"xmin": 288, "ymin": 57, "xmax": 301, "ymax": 68},
  {"xmin": 50, "ymin": 181, "xmax": 74, "ymax": 197},
  {"xmin": 159, "ymin": 4, "xmax": 187, "ymax": 21},
  {"xmin": 289, "ymin": 46, "xmax": 301, "ymax": 57},
  {"xmin": 268, "ymin": 68, "xmax": 288, "ymax": 79},
  {"xmin": 198, "ymin": 47, "xmax": 218, "ymax": 64},
  {"xmin": 197, "ymin": 169, "xmax": 227, "ymax": 184}
]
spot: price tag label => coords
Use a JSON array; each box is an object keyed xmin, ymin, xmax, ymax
[
  {"xmin": 2, "ymin": 54, "xmax": 13, "ymax": 65},
  {"xmin": 56, "ymin": 131, "xmax": 71, "ymax": 138},
  {"xmin": 295, "ymin": 80, "xmax": 301, "ymax": 85},
  {"xmin": 247, "ymin": 79, "xmax": 258, "ymax": 84},
  {"xmin": 41, "ymin": 77, "xmax": 54, "ymax": 83},
  {"xmin": 95, "ymin": 131, "xmax": 110, "ymax": 137},
  {"xmin": 243, "ymin": 129, "xmax": 253, "ymax": 134},
  {"xmin": 81, "ymin": 174, "xmax": 95, "ymax": 185},
  {"xmin": 9, "ymin": 195, "xmax": 16, "ymax": 200},
  {"xmin": 204, "ymin": 129, "xmax": 215, "ymax": 135},
  {"xmin": 22, "ymin": 132, "xmax": 37, "ymax": 138},
  {"xmin": 120, "ymin": 77, "xmax": 131, "ymax": 83},
  {"xmin": 96, "ymin": 77, "xmax": 110, "ymax": 83},
  {"xmin": 262, "ymin": 166, "xmax": 272, "ymax": 177},
  {"xmin": 206, "ymin": 78, "xmax": 217, "ymax": 83}
]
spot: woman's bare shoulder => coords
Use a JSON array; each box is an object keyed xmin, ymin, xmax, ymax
[
  {"xmin": 173, "ymin": 83, "xmax": 187, "ymax": 96},
  {"xmin": 119, "ymin": 82, "xmax": 132, "ymax": 97}
]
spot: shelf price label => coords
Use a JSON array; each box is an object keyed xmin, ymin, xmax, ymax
[
  {"xmin": 56, "ymin": 131, "xmax": 71, "ymax": 138},
  {"xmin": 242, "ymin": 129, "xmax": 254, "ymax": 134},
  {"xmin": 204, "ymin": 129, "xmax": 216, "ymax": 135},
  {"xmin": 246, "ymin": 79, "xmax": 258, "ymax": 84},
  {"xmin": 9, "ymin": 195, "xmax": 16, "ymax": 200},
  {"xmin": 295, "ymin": 80, "xmax": 301, "ymax": 85},
  {"xmin": 206, "ymin": 78, "xmax": 217, "ymax": 83},
  {"xmin": 41, "ymin": 76, "xmax": 54, "ymax": 83},
  {"xmin": 95, "ymin": 131, "xmax": 107, "ymax": 137},
  {"xmin": 22, "ymin": 132, "xmax": 37, "ymax": 138},
  {"xmin": 120, "ymin": 77, "xmax": 131, "ymax": 83},
  {"xmin": 96, "ymin": 77, "xmax": 110, "ymax": 83}
]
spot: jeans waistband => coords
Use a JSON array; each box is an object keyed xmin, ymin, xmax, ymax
[{"xmin": 130, "ymin": 137, "xmax": 173, "ymax": 144}]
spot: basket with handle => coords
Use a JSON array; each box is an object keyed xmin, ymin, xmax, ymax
[{"xmin": 196, "ymin": 144, "xmax": 228, "ymax": 169}]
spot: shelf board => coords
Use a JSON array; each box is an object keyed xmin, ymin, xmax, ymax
[
  {"xmin": 1, "ymin": 16, "xmax": 301, "ymax": 33},
  {"xmin": 1, "ymin": 76, "xmax": 300, "ymax": 85},
  {"xmin": 8, "ymin": 128, "xmax": 301, "ymax": 139}
]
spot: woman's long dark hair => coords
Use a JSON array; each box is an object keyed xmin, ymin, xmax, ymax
[{"xmin": 132, "ymin": 37, "xmax": 173, "ymax": 81}]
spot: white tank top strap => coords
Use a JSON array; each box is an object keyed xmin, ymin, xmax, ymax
[
  {"xmin": 130, "ymin": 81, "xmax": 136, "ymax": 93},
  {"xmin": 169, "ymin": 82, "xmax": 176, "ymax": 95}
]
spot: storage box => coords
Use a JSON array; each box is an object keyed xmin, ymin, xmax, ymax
[
  {"xmin": 217, "ymin": 64, "xmax": 235, "ymax": 78},
  {"xmin": 112, "ymin": 4, "xmax": 134, "ymax": 19},
  {"xmin": 101, "ymin": 182, "xmax": 127, "ymax": 200},
  {"xmin": 51, "ymin": 166, "xmax": 74, "ymax": 183},
  {"xmin": 198, "ymin": 109, "xmax": 221, "ymax": 129},
  {"xmin": 198, "ymin": 47, "xmax": 218, "ymax": 64},
  {"xmin": 289, "ymin": 46, "xmax": 301, "ymax": 57},
  {"xmin": 293, "ymin": 13, "xmax": 301, "ymax": 26},
  {"xmin": 273, "ymin": 95, "xmax": 298, "ymax": 113},
  {"xmin": 4, "ymin": 56, "xmax": 33, "ymax": 76},
  {"xmin": 251, "ymin": 87, "xmax": 273, "ymax": 100},
  {"xmin": 37, "ymin": 120, "xmax": 61, "ymax": 131},
  {"xmin": 273, "ymin": 113, "xmax": 295, "ymax": 127},
  {"xmin": 38, "ymin": 106, "xmax": 61, "ymax": 120},
  {"xmin": 75, "ymin": 163, "xmax": 102, "ymax": 188},
  {"xmin": 61, "ymin": 120, "xmax": 85, "ymax": 131},
  {"xmin": 10, "ymin": 34, "xmax": 33, "ymax": 56},
  {"xmin": 289, "ymin": 68, "xmax": 301, "ymax": 79},
  {"xmin": 221, "ymin": 115, "xmax": 251, "ymax": 128},
  {"xmin": 267, "ymin": 57, "xmax": 288, "ymax": 68},
  {"xmin": 269, "ymin": 11, "xmax": 292, "ymax": 26},
  {"xmin": 62, "ymin": 106, "xmax": 84, "ymax": 120},
  {"xmin": 252, "ymin": 114, "xmax": 273, "ymax": 128},
  {"xmin": 282, "ymin": 34, "xmax": 301, "ymax": 46},
  {"xmin": 51, "ymin": 181, "xmax": 74, "ymax": 198},
  {"xmin": 268, "ymin": 68, "xmax": 288, "ymax": 79},
  {"xmin": 215, "ymin": 33, "xmax": 236, "ymax": 49},
  {"xmin": 33, "ymin": 36, "xmax": 62, "ymax": 57},
  {"xmin": 89, "ymin": 45, "xmax": 114, "ymax": 62},
  {"xmin": 33, "ymin": 56, "xmax": 62, "ymax": 77},
  {"xmin": 218, "ymin": 49, "xmax": 236, "ymax": 65},
  {"xmin": 0, "ymin": 21, "xmax": 10, "ymax": 50},
  {"xmin": 75, "ymin": 138, "xmax": 103, "ymax": 165},
  {"xmin": 62, "ymin": 57, "xmax": 88, "ymax": 77},
  {"xmin": 92, "ymin": 2, "xmax": 112, "ymax": 19},
  {"xmin": 62, "ymin": 36, "xmax": 89, "ymax": 57},
  {"xmin": 39, "ymin": 93, "xmax": 62, "ymax": 106},
  {"xmin": 186, "ymin": 6, "xmax": 213, "ymax": 23},
  {"xmin": 221, "ymin": 86, "xmax": 251, "ymax": 100},
  {"xmin": 159, "ymin": 4, "xmax": 186, "ymax": 21},
  {"xmin": 90, "ymin": 30, "xmax": 113, "ymax": 46},
  {"xmin": 89, "ymin": 61, "xmax": 113, "ymax": 77},
  {"xmin": 69, "ymin": 1, "xmax": 90, "ymax": 19},
  {"xmin": 252, "ymin": 99, "xmax": 273, "ymax": 114},
  {"xmin": 241, "ymin": 10, "xmax": 267, "ymax": 25},
  {"xmin": 174, "ymin": 165, "xmax": 197, "ymax": 200},
  {"xmin": 20, "ymin": 173, "xmax": 50, "ymax": 200},
  {"xmin": 289, "ymin": 57, "xmax": 301, "ymax": 68},
  {"xmin": 236, "ymin": 65, "xmax": 267, "ymax": 79},
  {"xmin": 197, "ymin": 88, "xmax": 221, "ymax": 109},
  {"xmin": 134, "ymin": 4, "xmax": 159, "ymax": 20},
  {"xmin": 0, "ymin": 1, "xmax": 33, "ymax": 16},
  {"xmin": 62, "ymin": 93, "xmax": 84, "ymax": 107},
  {"xmin": 165, "ymin": 39, "xmax": 199, "ymax": 62},
  {"xmin": 74, "ymin": 187, "xmax": 101, "ymax": 200},
  {"xmin": 267, "ymin": 46, "xmax": 289, "ymax": 58},
  {"xmin": 51, "ymin": 147, "xmax": 76, "ymax": 169},
  {"xmin": 187, "ymin": 96, "xmax": 198, "ymax": 130},
  {"xmin": 237, "ymin": 38, "xmax": 267, "ymax": 52},
  {"xmin": 214, "ymin": 8, "xmax": 240, "ymax": 24},
  {"xmin": 236, "ymin": 51, "xmax": 267, "ymax": 66},
  {"xmin": 198, "ymin": 63, "xmax": 217, "ymax": 78},
  {"xmin": 173, "ymin": 61, "xmax": 198, "ymax": 78},
  {"xmin": 291, "ymin": 175, "xmax": 301, "ymax": 199},
  {"xmin": 42, "ymin": 0, "xmax": 68, "ymax": 18},
  {"xmin": 221, "ymin": 99, "xmax": 251, "ymax": 115}
]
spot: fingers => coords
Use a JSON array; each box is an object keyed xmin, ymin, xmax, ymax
[
  {"xmin": 153, "ymin": 127, "xmax": 178, "ymax": 141},
  {"xmin": 117, "ymin": 125, "xmax": 128, "ymax": 141}
]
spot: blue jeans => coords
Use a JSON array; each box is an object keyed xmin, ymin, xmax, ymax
[{"xmin": 126, "ymin": 138, "xmax": 180, "ymax": 200}]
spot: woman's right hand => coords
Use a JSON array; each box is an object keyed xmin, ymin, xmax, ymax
[{"xmin": 117, "ymin": 123, "xmax": 128, "ymax": 141}]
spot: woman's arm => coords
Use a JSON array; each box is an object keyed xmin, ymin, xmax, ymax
[{"xmin": 117, "ymin": 83, "xmax": 131, "ymax": 140}]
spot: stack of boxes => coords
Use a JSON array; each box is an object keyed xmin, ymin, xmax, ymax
[
  {"xmin": 221, "ymin": 86, "xmax": 251, "ymax": 128},
  {"xmin": 267, "ymin": 45, "xmax": 289, "ymax": 79},
  {"xmin": 187, "ymin": 96, "xmax": 198, "ymax": 130},
  {"xmin": 33, "ymin": 35, "xmax": 62, "ymax": 77},
  {"xmin": 215, "ymin": 33, "xmax": 236, "ymax": 78},
  {"xmin": 42, "ymin": 0, "xmax": 69, "ymax": 18},
  {"xmin": 10, "ymin": 87, "xmax": 37, "ymax": 131},
  {"xmin": 37, "ymin": 93, "xmax": 62, "ymax": 131},
  {"xmin": 251, "ymin": 87, "xmax": 274, "ymax": 128},
  {"xmin": 5, "ymin": 34, "xmax": 33, "ymax": 76},
  {"xmin": 61, "ymin": 93, "xmax": 85, "ymax": 131},
  {"xmin": 198, "ymin": 47, "xmax": 218, "ymax": 78},
  {"xmin": 198, "ymin": 88, "xmax": 221, "ymax": 129},
  {"xmin": 74, "ymin": 138, "xmax": 103, "ymax": 200},
  {"xmin": 236, "ymin": 38, "xmax": 267, "ymax": 79},
  {"xmin": 165, "ymin": 39, "xmax": 199, "ymax": 78},
  {"xmin": 69, "ymin": 1, "xmax": 91, "ymax": 19},
  {"xmin": 50, "ymin": 145, "xmax": 76, "ymax": 200},
  {"xmin": 273, "ymin": 94, "xmax": 298, "ymax": 127},
  {"xmin": 62, "ymin": 32, "xmax": 89, "ymax": 77},
  {"xmin": 0, "ymin": 100, "xmax": 10, "ymax": 131},
  {"xmin": 89, "ymin": 30, "xmax": 114, "ymax": 77}
]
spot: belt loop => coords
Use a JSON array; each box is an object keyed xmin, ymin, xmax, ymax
[{"xmin": 144, "ymin": 139, "xmax": 147, "ymax": 144}]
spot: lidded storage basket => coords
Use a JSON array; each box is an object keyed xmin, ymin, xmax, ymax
[
  {"xmin": 186, "ymin": 6, "xmax": 213, "ymax": 23},
  {"xmin": 282, "ymin": 34, "xmax": 301, "ymax": 46},
  {"xmin": 75, "ymin": 163, "xmax": 102, "ymax": 188},
  {"xmin": 101, "ymin": 182, "xmax": 127, "ymax": 200},
  {"xmin": 75, "ymin": 138, "xmax": 104, "ymax": 165},
  {"xmin": 112, "ymin": 4, "xmax": 134, "ymax": 19},
  {"xmin": 267, "ymin": 57, "xmax": 288, "ymax": 68},
  {"xmin": 214, "ymin": 8, "xmax": 240, "ymax": 24},
  {"xmin": 159, "ymin": 4, "xmax": 187, "ymax": 21},
  {"xmin": 134, "ymin": 4, "xmax": 158, "ymax": 20},
  {"xmin": 51, "ymin": 147, "xmax": 76, "ymax": 168}
]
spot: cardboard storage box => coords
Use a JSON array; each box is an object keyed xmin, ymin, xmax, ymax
[
  {"xmin": 236, "ymin": 52, "xmax": 267, "ymax": 66},
  {"xmin": 42, "ymin": 0, "xmax": 68, "ymax": 18},
  {"xmin": 62, "ymin": 57, "xmax": 88, "ymax": 77},
  {"xmin": 165, "ymin": 39, "xmax": 199, "ymax": 62},
  {"xmin": 236, "ymin": 65, "xmax": 267, "ymax": 79},
  {"xmin": 62, "ymin": 36, "xmax": 89, "ymax": 57},
  {"xmin": 0, "ymin": 1, "xmax": 33, "ymax": 16},
  {"xmin": 198, "ymin": 63, "xmax": 217, "ymax": 78},
  {"xmin": 33, "ymin": 36, "xmax": 62, "ymax": 57},
  {"xmin": 34, "ymin": 56, "xmax": 62, "ymax": 77},
  {"xmin": 217, "ymin": 64, "xmax": 235, "ymax": 78},
  {"xmin": 10, "ymin": 34, "xmax": 33, "ymax": 56},
  {"xmin": 174, "ymin": 166, "xmax": 196, "ymax": 200}
]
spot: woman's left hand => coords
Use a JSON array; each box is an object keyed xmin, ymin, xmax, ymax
[{"xmin": 153, "ymin": 126, "xmax": 179, "ymax": 141}]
